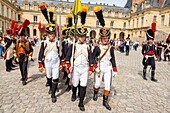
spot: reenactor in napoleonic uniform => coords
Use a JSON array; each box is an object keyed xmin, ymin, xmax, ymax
[
  {"xmin": 142, "ymin": 29, "xmax": 158, "ymax": 82},
  {"xmin": 92, "ymin": 6, "xmax": 118, "ymax": 111},
  {"xmin": 162, "ymin": 34, "xmax": 170, "ymax": 61},
  {"xmin": 65, "ymin": 6, "xmax": 93, "ymax": 111},
  {"xmin": 14, "ymin": 19, "xmax": 33, "ymax": 85},
  {"xmin": 4, "ymin": 29, "xmax": 16, "ymax": 72},
  {"xmin": 38, "ymin": 33, "xmax": 51, "ymax": 87},
  {"xmin": 60, "ymin": 14, "xmax": 73, "ymax": 92},
  {"xmin": 38, "ymin": 4, "xmax": 60, "ymax": 103}
]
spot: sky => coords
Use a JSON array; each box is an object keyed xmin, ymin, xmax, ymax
[{"xmin": 69, "ymin": 0, "xmax": 127, "ymax": 7}]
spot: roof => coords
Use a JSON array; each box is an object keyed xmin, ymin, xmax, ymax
[{"xmin": 17, "ymin": 0, "xmax": 129, "ymax": 14}]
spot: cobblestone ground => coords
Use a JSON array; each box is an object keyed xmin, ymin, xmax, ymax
[{"xmin": 0, "ymin": 43, "xmax": 170, "ymax": 113}]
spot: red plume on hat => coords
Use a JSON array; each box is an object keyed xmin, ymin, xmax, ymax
[
  {"xmin": 22, "ymin": 19, "xmax": 30, "ymax": 28},
  {"xmin": 38, "ymin": 22, "xmax": 42, "ymax": 30},
  {"xmin": 10, "ymin": 20, "xmax": 15, "ymax": 29},
  {"xmin": 13, "ymin": 24, "xmax": 18, "ymax": 36},
  {"xmin": 152, "ymin": 22, "xmax": 156, "ymax": 32}
]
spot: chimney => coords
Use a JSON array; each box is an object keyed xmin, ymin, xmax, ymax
[
  {"xmin": 103, "ymin": 3, "xmax": 105, "ymax": 6},
  {"xmin": 100, "ymin": 3, "xmax": 102, "ymax": 5},
  {"xmin": 67, "ymin": 0, "xmax": 69, "ymax": 2},
  {"xmin": 88, "ymin": 2, "xmax": 90, "ymax": 4},
  {"xmin": 113, "ymin": 4, "xmax": 115, "ymax": 6},
  {"xmin": 96, "ymin": 2, "xmax": 98, "ymax": 5},
  {"xmin": 107, "ymin": 4, "xmax": 108, "ymax": 6}
]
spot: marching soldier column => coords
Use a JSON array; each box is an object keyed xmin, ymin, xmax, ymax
[
  {"xmin": 92, "ymin": 6, "xmax": 117, "ymax": 111},
  {"xmin": 38, "ymin": 4, "xmax": 60, "ymax": 103},
  {"xmin": 65, "ymin": 6, "xmax": 93, "ymax": 111}
]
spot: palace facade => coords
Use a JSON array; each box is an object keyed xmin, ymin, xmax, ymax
[{"xmin": 0, "ymin": 0, "xmax": 170, "ymax": 43}]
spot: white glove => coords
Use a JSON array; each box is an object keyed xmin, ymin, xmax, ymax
[
  {"xmin": 28, "ymin": 56, "xmax": 32, "ymax": 61},
  {"xmin": 154, "ymin": 57, "xmax": 158, "ymax": 60},
  {"xmin": 13, "ymin": 54, "xmax": 17, "ymax": 57},
  {"xmin": 16, "ymin": 58, "xmax": 19, "ymax": 62},
  {"xmin": 113, "ymin": 72, "xmax": 117, "ymax": 77},
  {"xmin": 145, "ymin": 55, "xmax": 148, "ymax": 59},
  {"xmin": 95, "ymin": 67, "xmax": 100, "ymax": 72}
]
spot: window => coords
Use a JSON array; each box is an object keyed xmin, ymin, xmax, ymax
[
  {"xmin": 2, "ymin": 21, "xmax": 4, "ymax": 33},
  {"xmin": 15, "ymin": 13, "xmax": 16, "ymax": 20},
  {"xmin": 114, "ymin": 33, "xmax": 116, "ymax": 39},
  {"xmin": 141, "ymin": 17, "xmax": 144, "ymax": 27},
  {"xmin": 7, "ymin": 8, "xmax": 9, "ymax": 17},
  {"xmin": 133, "ymin": 19, "xmax": 134, "ymax": 27},
  {"xmin": 96, "ymin": 20, "xmax": 99, "ymax": 27},
  {"xmin": 137, "ymin": 18, "xmax": 138, "ymax": 27},
  {"xmin": 153, "ymin": 16, "xmax": 157, "ymax": 22},
  {"xmin": 34, "ymin": 16, "xmax": 38, "ymax": 23},
  {"xmin": 161, "ymin": 15, "xmax": 165, "ymax": 26},
  {"xmin": 123, "ymin": 22, "xmax": 126, "ymax": 28},
  {"xmin": 7, "ymin": 23, "xmax": 9, "ymax": 29},
  {"xmin": 11, "ymin": 11, "xmax": 13, "ymax": 19},
  {"xmin": 128, "ymin": 21, "xmax": 130, "ymax": 27},
  {"xmin": 110, "ymin": 21, "xmax": 114, "ymax": 28},
  {"xmin": 33, "ymin": 29, "xmax": 37, "ymax": 36},
  {"xmin": 2, "ymin": 5, "xmax": 4, "ymax": 16},
  {"xmin": 18, "ymin": 14, "xmax": 21, "ymax": 21}
]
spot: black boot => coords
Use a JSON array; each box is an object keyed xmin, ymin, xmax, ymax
[
  {"xmin": 47, "ymin": 78, "xmax": 52, "ymax": 94},
  {"xmin": 51, "ymin": 79, "xmax": 58, "ymax": 103},
  {"xmin": 9, "ymin": 58, "xmax": 15, "ymax": 70},
  {"xmin": 168, "ymin": 55, "xmax": 170, "ymax": 61},
  {"xmin": 6, "ymin": 60, "xmax": 11, "ymax": 72},
  {"xmin": 22, "ymin": 80, "xmax": 27, "ymax": 85},
  {"xmin": 151, "ymin": 70, "xmax": 157, "ymax": 82},
  {"xmin": 163, "ymin": 55, "xmax": 166, "ymax": 61},
  {"xmin": 103, "ymin": 96, "xmax": 111, "ymax": 110},
  {"xmin": 78, "ymin": 86, "xmax": 86, "ymax": 111},
  {"xmin": 93, "ymin": 90, "xmax": 98, "ymax": 101},
  {"xmin": 45, "ymin": 76, "xmax": 50, "ymax": 87},
  {"xmin": 71, "ymin": 86, "xmax": 77, "ymax": 101},
  {"xmin": 10, "ymin": 58, "xmax": 16, "ymax": 67},
  {"xmin": 143, "ymin": 69, "xmax": 147, "ymax": 80},
  {"xmin": 78, "ymin": 83, "xmax": 80, "ymax": 98}
]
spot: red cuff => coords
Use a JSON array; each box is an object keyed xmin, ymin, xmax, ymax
[
  {"xmin": 89, "ymin": 67, "xmax": 94, "ymax": 72},
  {"xmin": 94, "ymin": 64, "xmax": 98, "ymax": 69},
  {"xmin": 38, "ymin": 63, "xmax": 43, "ymax": 68},
  {"xmin": 66, "ymin": 63, "xmax": 71, "ymax": 69},
  {"xmin": 156, "ymin": 56, "xmax": 158, "ymax": 58},
  {"xmin": 144, "ymin": 54, "xmax": 146, "ymax": 57},
  {"xmin": 113, "ymin": 68, "xmax": 117, "ymax": 72}
]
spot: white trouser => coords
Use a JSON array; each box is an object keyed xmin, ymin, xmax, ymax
[
  {"xmin": 94, "ymin": 65, "xmax": 112, "ymax": 91},
  {"xmin": 45, "ymin": 57, "xmax": 60, "ymax": 80},
  {"xmin": 6, "ymin": 48, "xmax": 14, "ymax": 60},
  {"xmin": 72, "ymin": 64, "xmax": 89, "ymax": 87}
]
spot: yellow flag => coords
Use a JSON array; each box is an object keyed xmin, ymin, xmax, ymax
[{"xmin": 72, "ymin": 0, "xmax": 81, "ymax": 15}]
